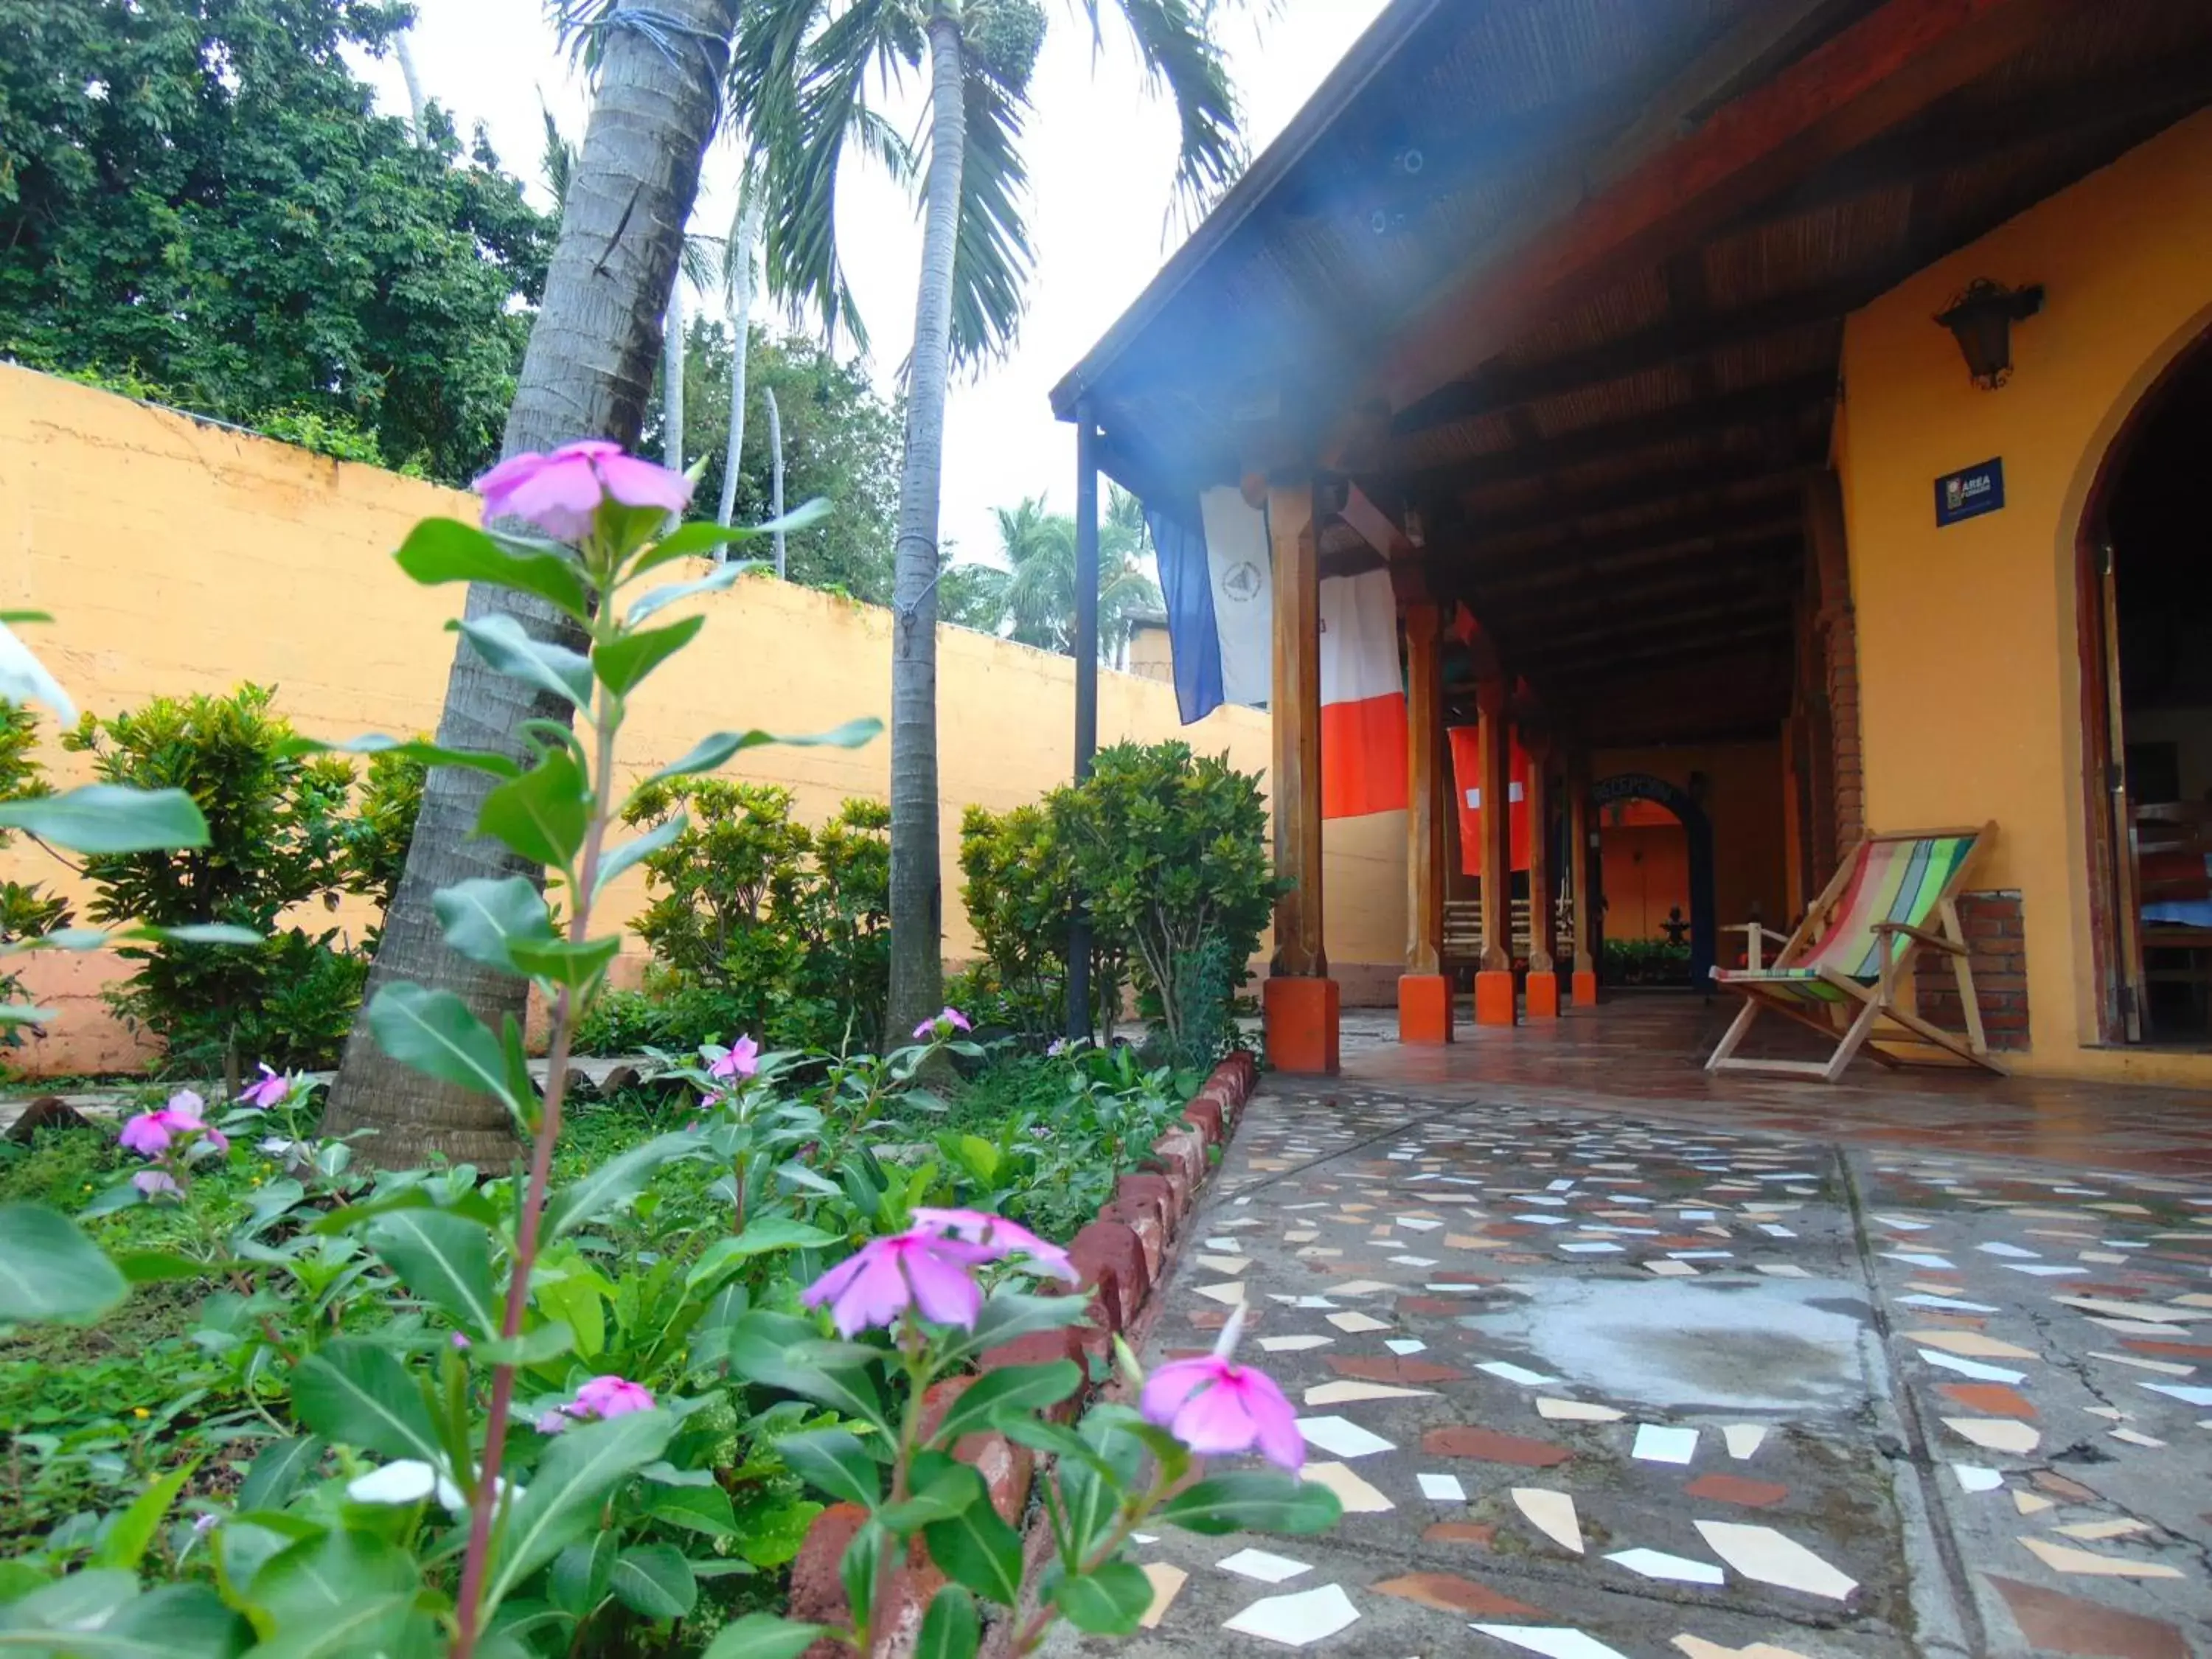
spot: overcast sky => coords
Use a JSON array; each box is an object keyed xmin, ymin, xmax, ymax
[{"xmin": 358, "ymin": 0, "xmax": 1388, "ymax": 567}]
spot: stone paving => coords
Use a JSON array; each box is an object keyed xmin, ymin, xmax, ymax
[{"xmin": 1054, "ymin": 1020, "xmax": 2212, "ymax": 1659}]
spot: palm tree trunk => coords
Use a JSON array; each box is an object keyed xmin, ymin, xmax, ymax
[
  {"xmin": 664, "ymin": 280, "xmax": 686, "ymax": 472},
  {"xmin": 715, "ymin": 194, "xmax": 765, "ymax": 530},
  {"xmin": 765, "ymin": 386, "xmax": 785, "ymax": 577},
  {"xmin": 886, "ymin": 3, "xmax": 967, "ymax": 1043},
  {"xmin": 321, "ymin": 0, "xmax": 740, "ymax": 1167}
]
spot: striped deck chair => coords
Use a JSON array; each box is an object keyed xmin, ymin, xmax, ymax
[{"xmin": 1706, "ymin": 824, "xmax": 2003, "ymax": 1082}]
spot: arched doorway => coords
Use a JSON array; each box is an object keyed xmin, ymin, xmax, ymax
[
  {"xmin": 1591, "ymin": 773, "xmax": 1716, "ymax": 987},
  {"xmin": 2078, "ymin": 333, "xmax": 2212, "ymax": 1044}
]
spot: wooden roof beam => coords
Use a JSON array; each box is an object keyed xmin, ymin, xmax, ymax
[
  {"xmin": 1454, "ymin": 503, "xmax": 1806, "ymax": 584},
  {"xmin": 1397, "ymin": 372, "xmax": 1834, "ymax": 495},
  {"xmin": 1449, "ymin": 454, "xmax": 1823, "ymax": 542},
  {"xmin": 1371, "ymin": 0, "xmax": 2076, "ymax": 415}
]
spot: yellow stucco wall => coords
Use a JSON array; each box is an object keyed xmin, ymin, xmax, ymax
[
  {"xmin": 0, "ymin": 367, "xmax": 1401, "ymax": 1071},
  {"xmin": 1837, "ymin": 108, "xmax": 2212, "ymax": 1083}
]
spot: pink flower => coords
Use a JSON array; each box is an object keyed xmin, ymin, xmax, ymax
[
  {"xmin": 534, "ymin": 1410, "xmax": 569, "ymax": 1436},
  {"xmin": 449, "ymin": 1332, "xmax": 470, "ymax": 1351},
  {"xmin": 709, "ymin": 1036, "xmax": 759, "ymax": 1081},
  {"xmin": 118, "ymin": 1091, "xmax": 223, "ymax": 1157},
  {"xmin": 473, "ymin": 440, "xmax": 693, "ymax": 543},
  {"xmin": 567, "ymin": 1375, "xmax": 655, "ymax": 1420},
  {"xmin": 237, "ymin": 1064, "xmax": 289, "ymax": 1109},
  {"xmin": 910, "ymin": 1208, "xmax": 1077, "ymax": 1284},
  {"xmin": 911, "ymin": 1006, "xmax": 973, "ymax": 1041},
  {"xmin": 1138, "ymin": 1310, "xmax": 1303, "ymax": 1470},
  {"xmin": 132, "ymin": 1169, "xmax": 179, "ymax": 1197},
  {"xmin": 801, "ymin": 1230, "xmax": 994, "ymax": 1337}
]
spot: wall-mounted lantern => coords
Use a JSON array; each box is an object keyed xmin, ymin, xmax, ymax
[{"xmin": 1934, "ymin": 279, "xmax": 2045, "ymax": 389}]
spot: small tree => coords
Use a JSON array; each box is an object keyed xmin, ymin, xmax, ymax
[
  {"xmin": 63, "ymin": 685, "xmax": 361, "ymax": 1075},
  {"xmin": 1049, "ymin": 740, "xmax": 1275, "ymax": 1060}
]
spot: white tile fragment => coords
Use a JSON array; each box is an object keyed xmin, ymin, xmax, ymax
[
  {"xmin": 1722, "ymin": 1425, "xmax": 1769, "ymax": 1460},
  {"xmin": 1477, "ymin": 1360, "xmax": 1556, "ymax": 1387},
  {"xmin": 1217, "ymin": 1548, "xmax": 1312, "ymax": 1583},
  {"xmin": 1470, "ymin": 1626, "xmax": 1630, "ymax": 1659},
  {"xmin": 1222, "ymin": 1582, "xmax": 1361, "ymax": 1646},
  {"xmin": 1259, "ymin": 1335, "xmax": 1335, "ymax": 1353},
  {"xmin": 1606, "ymin": 1548, "xmax": 1725, "ymax": 1587},
  {"xmin": 1295, "ymin": 1416, "xmax": 1395, "ymax": 1458},
  {"xmin": 1632, "ymin": 1424, "xmax": 1700, "ymax": 1465},
  {"xmin": 1417, "ymin": 1472, "xmax": 1467, "ymax": 1501},
  {"xmin": 1511, "ymin": 1487, "xmax": 1582, "ymax": 1554},
  {"xmin": 1537, "ymin": 1397, "xmax": 1627, "ymax": 1423},
  {"xmin": 1694, "ymin": 1521, "xmax": 1858, "ymax": 1601},
  {"xmin": 1950, "ymin": 1464, "xmax": 2003, "ymax": 1492}
]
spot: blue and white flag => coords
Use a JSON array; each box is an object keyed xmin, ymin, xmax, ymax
[{"xmin": 1146, "ymin": 486, "xmax": 1274, "ymax": 725}]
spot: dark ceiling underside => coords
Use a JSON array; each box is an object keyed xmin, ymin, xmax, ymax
[{"xmin": 1065, "ymin": 0, "xmax": 2212, "ymax": 748}]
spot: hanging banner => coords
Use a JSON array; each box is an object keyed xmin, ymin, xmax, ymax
[
  {"xmin": 1449, "ymin": 723, "xmax": 1529, "ymax": 873},
  {"xmin": 1200, "ymin": 487, "xmax": 1273, "ymax": 708},
  {"xmin": 1319, "ymin": 568, "xmax": 1408, "ymax": 818}
]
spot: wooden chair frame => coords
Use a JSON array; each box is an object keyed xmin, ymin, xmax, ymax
[{"xmin": 1705, "ymin": 823, "xmax": 2004, "ymax": 1082}]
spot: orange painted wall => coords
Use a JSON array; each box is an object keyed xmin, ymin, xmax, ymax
[
  {"xmin": 1592, "ymin": 740, "xmax": 1787, "ymax": 950},
  {"xmin": 1837, "ymin": 108, "xmax": 2212, "ymax": 1084},
  {"xmin": 0, "ymin": 369, "xmax": 1402, "ymax": 1070}
]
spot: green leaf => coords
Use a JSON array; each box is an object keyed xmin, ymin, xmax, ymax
[
  {"xmin": 549, "ymin": 1534, "xmax": 616, "ymax": 1620},
  {"xmin": 0, "ymin": 785, "xmax": 206, "ymax": 854},
  {"xmin": 609, "ymin": 1545, "xmax": 695, "ymax": 1619},
  {"xmin": 876, "ymin": 1465, "xmax": 981, "ymax": 1533},
  {"xmin": 125, "ymin": 922, "xmax": 262, "ymax": 947},
  {"xmin": 396, "ymin": 517, "xmax": 590, "ymax": 620},
  {"xmin": 484, "ymin": 1408, "xmax": 675, "ymax": 1607},
  {"xmin": 277, "ymin": 733, "xmax": 521, "ymax": 779},
  {"xmin": 289, "ymin": 1340, "xmax": 443, "ymax": 1465},
  {"xmin": 0, "ymin": 1581, "xmax": 250, "ymax": 1658},
  {"xmin": 685, "ymin": 1220, "xmax": 840, "ymax": 1293},
  {"xmin": 936, "ymin": 1287, "xmax": 1088, "ymax": 1369},
  {"xmin": 1155, "ymin": 1472, "xmax": 1342, "ymax": 1536},
  {"xmin": 726, "ymin": 1324, "xmax": 889, "ymax": 1436},
  {"xmin": 455, "ymin": 613, "xmax": 593, "ymax": 709},
  {"xmin": 840, "ymin": 1522, "xmax": 883, "ymax": 1633},
  {"xmin": 920, "ymin": 1467, "xmax": 1022, "ymax": 1606},
  {"xmin": 633, "ymin": 521, "xmax": 762, "ymax": 571},
  {"xmin": 473, "ymin": 1324, "xmax": 575, "ymax": 1367},
  {"xmin": 507, "ymin": 934, "xmax": 622, "ymax": 990},
  {"xmin": 774, "ymin": 1429, "xmax": 881, "ymax": 1509},
  {"xmin": 89, "ymin": 1463, "xmax": 196, "ymax": 1571},
  {"xmin": 647, "ymin": 716, "xmax": 883, "ymax": 782},
  {"xmin": 0, "ymin": 1203, "xmax": 128, "ymax": 1324},
  {"xmin": 700, "ymin": 1615, "xmax": 832, "ymax": 1659},
  {"xmin": 1047, "ymin": 1559, "xmax": 1151, "ymax": 1635},
  {"xmin": 0, "ymin": 1004, "xmax": 55, "ymax": 1026},
  {"xmin": 928, "ymin": 1361, "xmax": 1081, "ymax": 1447},
  {"xmin": 365, "ymin": 1208, "xmax": 498, "ymax": 1337},
  {"xmin": 1054, "ymin": 1406, "xmax": 1147, "ymax": 1559},
  {"xmin": 366, "ymin": 983, "xmax": 520, "ymax": 1113},
  {"xmin": 592, "ymin": 813, "xmax": 686, "ymax": 899},
  {"xmin": 592, "ymin": 614, "xmax": 704, "ymax": 697},
  {"xmin": 541, "ymin": 1131, "xmax": 700, "ymax": 1240},
  {"xmin": 476, "ymin": 748, "xmax": 590, "ymax": 869},
  {"xmin": 645, "ymin": 1483, "xmax": 737, "ymax": 1540},
  {"xmin": 434, "ymin": 875, "xmax": 554, "ymax": 975},
  {"xmin": 236, "ymin": 1437, "xmax": 324, "ymax": 1512},
  {"xmin": 246, "ymin": 1530, "xmax": 424, "ymax": 1659},
  {"xmin": 625, "ymin": 563, "xmax": 745, "ymax": 625},
  {"xmin": 914, "ymin": 1584, "xmax": 980, "ymax": 1659}
]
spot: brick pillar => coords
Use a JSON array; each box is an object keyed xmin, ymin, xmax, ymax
[
  {"xmin": 1918, "ymin": 891, "xmax": 2030, "ymax": 1051},
  {"xmin": 1806, "ymin": 473, "xmax": 1863, "ymax": 867}
]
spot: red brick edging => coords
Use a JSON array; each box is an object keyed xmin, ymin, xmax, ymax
[{"xmin": 785, "ymin": 1049, "xmax": 1259, "ymax": 1658}]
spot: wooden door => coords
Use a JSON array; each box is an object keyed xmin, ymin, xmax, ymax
[{"xmin": 2096, "ymin": 538, "xmax": 2148, "ymax": 1041}]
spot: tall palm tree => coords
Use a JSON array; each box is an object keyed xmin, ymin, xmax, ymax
[
  {"xmin": 997, "ymin": 490, "xmax": 1161, "ymax": 658},
  {"xmin": 733, "ymin": 0, "xmax": 1245, "ymax": 1042},
  {"xmin": 321, "ymin": 0, "xmax": 745, "ymax": 1164}
]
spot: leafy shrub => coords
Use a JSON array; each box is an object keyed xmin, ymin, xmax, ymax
[
  {"xmin": 571, "ymin": 981, "xmax": 761, "ymax": 1057},
  {"xmin": 63, "ymin": 685, "xmax": 386, "ymax": 1071},
  {"xmin": 957, "ymin": 801, "xmax": 1077, "ymax": 1034},
  {"xmin": 340, "ymin": 745, "xmax": 428, "ymax": 914},
  {"xmin": 0, "ymin": 702, "xmax": 70, "ymax": 1052},
  {"xmin": 618, "ymin": 783, "xmax": 890, "ymax": 1053}
]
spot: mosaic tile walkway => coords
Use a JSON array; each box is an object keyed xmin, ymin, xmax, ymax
[{"xmin": 1051, "ymin": 1023, "xmax": 2212, "ymax": 1659}]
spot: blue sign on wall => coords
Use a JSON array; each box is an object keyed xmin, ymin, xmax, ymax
[{"xmin": 1935, "ymin": 457, "xmax": 2005, "ymax": 526}]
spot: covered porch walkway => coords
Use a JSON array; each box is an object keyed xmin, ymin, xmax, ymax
[{"xmin": 1335, "ymin": 995, "xmax": 2212, "ymax": 1181}]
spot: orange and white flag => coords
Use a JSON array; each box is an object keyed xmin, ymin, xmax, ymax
[{"xmin": 1319, "ymin": 568, "xmax": 1407, "ymax": 818}]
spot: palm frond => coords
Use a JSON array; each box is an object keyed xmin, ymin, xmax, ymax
[
  {"xmin": 736, "ymin": 0, "xmax": 922, "ymax": 352},
  {"xmin": 1087, "ymin": 0, "xmax": 1244, "ymax": 213},
  {"xmin": 539, "ymin": 99, "xmax": 577, "ymax": 211},
  {"xmin": 943, "ymin": 49, "xmax": 1034, "ymax": 369}
]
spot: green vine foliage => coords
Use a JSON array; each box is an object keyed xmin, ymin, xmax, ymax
[
  {"xmin": 0, "ymin": 702, "xmax": 71, "ymax": 1051},
  {"xmin": 61, "ymin": 685, "xmax": 389, "ymax": 1071}
]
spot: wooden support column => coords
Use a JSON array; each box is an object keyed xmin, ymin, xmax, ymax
[
  {"xmin": 1569, "ymin": 748, "xmax": 1600, "ymax": 1006},
  {"xmin": 1523, "ymin": 728, "xmax": 1559, "ymax": 1018},
  {"xmin": 1262, "ymin": 479, "xmax": 1338, "ymax": 1074},
  {"xmin": 1473, "ymin": 676, "xmax": 1516, "ymax": 1026},
  {"xmin": 1399, "ymin": 602, "xmax": 1451, "ymax": 1044}
]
